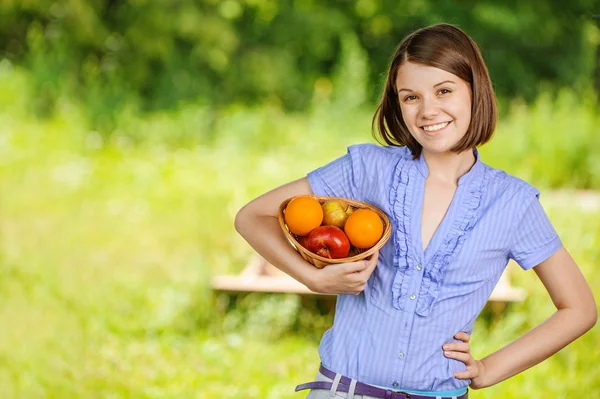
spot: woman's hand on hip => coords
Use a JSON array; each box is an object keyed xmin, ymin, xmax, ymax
[
  {"xmin": 443, "ymin": 332, "xmax": 487, "ymax": 389},
  {"xmin": 309, "ymin": 251, "xmax": 379, "ymax": 295}
]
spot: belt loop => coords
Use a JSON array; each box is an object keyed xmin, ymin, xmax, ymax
[
  {"xmin": 346, "ymin": 379, "xmax": 357, "ymax": 399},
  {"xmin": 436, "ymin": 397, "xmax": 442, "ymax": 399},
  {"xmin": 329, "ymin": 373, "xmax": 343, "ymax": 397}
]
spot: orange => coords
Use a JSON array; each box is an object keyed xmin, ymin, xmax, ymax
[
  {"xmin": 344, "ymin": 209, "xmax": 383, "ymax": 249},
  {"xmin": 284, "ymin": 196, "xmax": 323, "ymax": 236}
]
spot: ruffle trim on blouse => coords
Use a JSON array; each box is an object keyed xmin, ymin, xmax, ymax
[
  {"xmin": 414, "ymin": 166, "xmax": 489, "ymax": 316},
  {"xmin": 388, "ymin": 152, "xmax": 489, "ymax": 316},
  {"xmin": 388, "ymin": 155, "xmax": 419, "ymax": 311}
]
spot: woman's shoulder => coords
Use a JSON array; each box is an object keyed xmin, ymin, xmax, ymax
[{"xmin": 481, "ymin": 163, "xmax": 540, "ymax": 203}]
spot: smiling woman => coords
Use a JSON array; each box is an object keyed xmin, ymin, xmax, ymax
[{"xmin": 235, "ymin": 23, "xmax": 597, "ymax": 399}]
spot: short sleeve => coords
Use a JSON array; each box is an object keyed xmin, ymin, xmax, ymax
[
  {"xmin": 306, "ymin": 145, "xmax": 368, "ymax": 201},
  {"xmin": 508, "ymin": 190, "xmax": 562, "ymax": 270}
]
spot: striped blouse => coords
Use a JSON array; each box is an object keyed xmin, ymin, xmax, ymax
[{"xmin": 306, "ymin": 143, "xmax": 562, "ymax": 394}]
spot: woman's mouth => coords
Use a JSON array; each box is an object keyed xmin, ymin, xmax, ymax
[{"xmin": 421, "ymin": 121, "xmax": 451, "ymax": 135}]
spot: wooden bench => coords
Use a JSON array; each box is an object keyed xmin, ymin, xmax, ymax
[{"xmin": 212, "ymin": 255, "xmax": 526, "ymax": 303}]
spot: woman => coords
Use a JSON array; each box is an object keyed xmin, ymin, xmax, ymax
[{"xmin": 235, "ymin": 23, "xmax": 597, "ymax": 398}]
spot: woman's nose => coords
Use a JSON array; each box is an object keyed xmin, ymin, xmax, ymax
[{"xmin": 419, "ymin": 96, "xmax": 440, "ymax": 119}]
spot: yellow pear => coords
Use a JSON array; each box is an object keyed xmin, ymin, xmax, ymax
[{"xmin": 321, "ymin": 199, "xmax": 354, "ymax": 229}]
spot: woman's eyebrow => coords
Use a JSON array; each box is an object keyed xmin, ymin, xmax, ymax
[
  {"xmin": 434, "ymin": 80, "xmax": 456, "ymax": 87},
  {"xmin": 397, "ymin": 80, "xmax": 456, "ymax": 93}
]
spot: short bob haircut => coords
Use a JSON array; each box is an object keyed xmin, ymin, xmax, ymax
[{"xmin": 373, "ymin": 23, "xmax": 497, "ymax": 159}]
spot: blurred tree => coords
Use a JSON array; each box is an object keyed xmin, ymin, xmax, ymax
[
  {"xmin": 0, "ymin": 0, "xmax": 598, "ymax": 126},
  {"xmin": 594, "ymin": 15, "xmax": 600, "ymax": 97}
]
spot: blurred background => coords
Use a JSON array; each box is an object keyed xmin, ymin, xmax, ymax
[{"xmin": 1, "ymin": 1, "xmax": 600, "ymax": 398}]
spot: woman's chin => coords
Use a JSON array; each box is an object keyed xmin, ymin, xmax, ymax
[{"xmin": 421, "ymin": 143, "xmax": 455, "ymax": 155}]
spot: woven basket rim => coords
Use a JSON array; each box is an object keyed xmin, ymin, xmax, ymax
[{"xmin": 278, "ymin": 195, "xmax": 392, "ymax": 264}]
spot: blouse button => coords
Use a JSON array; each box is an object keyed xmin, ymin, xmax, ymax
[
  {"xmin": 392, "ymin": 382, "xmax": 399, "ymax": 388},
  {"xmin": 416, "ymin": 264, "xmax": 423, "ymax": 271},
  {"xmin": 409, "ymin": 294, "xmax": 416, "ymax": 300},
  {"xmin": 398, "ymin": 352, "xmax": 405, "ymax": 359}
]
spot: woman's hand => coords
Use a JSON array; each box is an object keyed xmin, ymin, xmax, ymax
[
  {"xmin": 443, "ymin": 332, "xmax": 487, "ymax": 389},
  {"xmin": 308, "ymin": 251, "xmax": 379, "ymax": 295}
]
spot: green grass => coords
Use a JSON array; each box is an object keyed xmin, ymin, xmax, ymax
[{"xmin": 0, "ymin": 65, "xmax": 599, "ymax": 398}]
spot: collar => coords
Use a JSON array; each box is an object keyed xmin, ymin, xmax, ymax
[{"xmin": 416, "ymin": 148, "xmax": 483, "ymax": 186}]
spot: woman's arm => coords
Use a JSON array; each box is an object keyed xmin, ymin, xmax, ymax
[
  {"xmin": 445, "ymin": 247, "xmax": 597, "ymax": 389},
  {"xmin": 476, "ymin": 247, "xmax": 597, "ymax": 387},
  {"xmin": 235, "ymin": 177, "xmax": 378, "ymax": 295}
]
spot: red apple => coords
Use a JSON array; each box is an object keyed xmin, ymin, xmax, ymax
[
  {"xmin": 296, "ymin": 235, "xmax": 310, "ymax": 249},
  {"xmin": 307, "ymin": 225, "xmax": 350, "ymax": 259}
]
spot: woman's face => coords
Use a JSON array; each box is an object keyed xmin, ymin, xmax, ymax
[{"xmin": 395, "ymin": 62, "xmax": 472, "ymax": 156}]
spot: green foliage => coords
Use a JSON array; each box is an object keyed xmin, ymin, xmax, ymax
[
  {"xmin": 481, "ymin": 88, "xmax": 600, "ymax": 189},
  {"xmin": 1, "ymin": 0, "xmax": 599, "ymax": 128}
]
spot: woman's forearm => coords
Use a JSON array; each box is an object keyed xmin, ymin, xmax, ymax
[
  {"xmin": 235, "ymin": 212, "xmax": 318, "ymax": 289},
  {"xmin": 480, "ymin": 307, "xmax": 597, "ymax": 388}
]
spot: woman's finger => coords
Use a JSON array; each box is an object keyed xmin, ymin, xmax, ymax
[
  {"xmin": 453, "ymin": 369, "xmax": 476, "ymax": 380},
  {"xmin": 358, "ymin": 251, "xmax": 379, "ymax": 276},
  {"xmin": 443, "ymin": 342, "xmax": 470, "ymax": 353},
  {"xmin": 444, "ymin": 350, "xmax": 472, "ymax": 364},
  {"xmin": 454, "ymin": 332, "xmax": 470, "ymax": 342},
  {"xmin": 342, "ymin": 260, "xmax": 369, "ymax": 274},
  {"xmin": 368, "ymin": 250, "xmax": 379, "ymax": 264}
]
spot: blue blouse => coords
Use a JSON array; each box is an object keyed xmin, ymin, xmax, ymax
[{"xmin": 306, "ymin": 144, "xmax": 562, "ymax": 394}]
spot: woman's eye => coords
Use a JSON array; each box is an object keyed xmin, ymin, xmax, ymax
[
  {"xmin": 404, "ymin": 95, "xmax": 417, "ymax": 101},
  {"xmin": 438, "ymin": 88, "xmax": 452, "ymax": 95}
]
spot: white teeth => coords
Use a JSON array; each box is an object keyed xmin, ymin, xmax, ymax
[{"xmin": 422, "ymin": 122, "xmax": 449, "ymax": 132}]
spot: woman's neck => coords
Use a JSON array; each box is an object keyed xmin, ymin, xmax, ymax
[{"xmin": 422, "ymin": 149, "xmax": 476, "ymax": 185}]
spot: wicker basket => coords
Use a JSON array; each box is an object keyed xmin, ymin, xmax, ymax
[{"xmin": 278, "ymin": 195, "xmax": 392, "ymax": 268}]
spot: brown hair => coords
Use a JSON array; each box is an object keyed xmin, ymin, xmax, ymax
[{"xmin": 372, "ymin": 23, "xmax": 497, "ymax": 159}]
